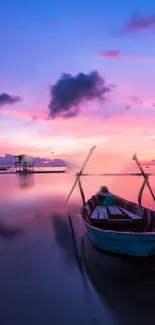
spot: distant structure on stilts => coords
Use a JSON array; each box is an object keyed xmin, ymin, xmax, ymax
[{"xmin": 14, "ymin": 155, "xmax": 34, "ymax": 173}]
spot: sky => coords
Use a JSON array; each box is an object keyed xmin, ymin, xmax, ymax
[{"xmin": 1, "ymin": 0, "xmax": 155, "ymax": 168}]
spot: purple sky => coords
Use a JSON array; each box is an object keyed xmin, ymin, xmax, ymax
[{"xmin": 0, "ymin": 0, "xmax": 155, "ymax": 162}]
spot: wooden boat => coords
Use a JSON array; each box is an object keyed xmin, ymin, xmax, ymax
[
  {"xmin": 81, "ymin": 191, "xmax": 155, "ymax": 257},
  {"xmin": 65, "ymin": 146, "xmax": 155, "ymax": 257}
]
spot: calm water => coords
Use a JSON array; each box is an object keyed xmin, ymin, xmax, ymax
[{"xmin": 0, "ymin": 172, "xmax": 155, "ymax": 325}]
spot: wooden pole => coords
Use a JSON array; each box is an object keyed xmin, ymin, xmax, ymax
[
  {"xmin": 80, "ymin": 172, "xmax": 154, "ymax": 177},
  {"xmin": 133, "ymin": 153, "xmax": 155, "ymax": 202},
  {"xmin": 78, "ymin": 176, "xmax": 86, "ymax": 205},
  {"xmin": 138, "ymin": 178, "xmax": 147, "ymax": 206},
  {"xmin": 65, "ymin": 145, "xmax": 96, "ymax": 205}
]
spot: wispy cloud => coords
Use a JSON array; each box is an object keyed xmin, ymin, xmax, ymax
[
  {"xmin": 48, "ymin": 71, "xmax": 112, "ymax": 119},
  {"xmin": 99, "ymin": 50, "xmax": 155, "ymax": 62},
  {"xmin": 0, "ymin": 93, "xmax": 21, "ymax": 107},
  {"xmin": 32, "ymin": 115, "xmax": 39, "ymax": 121},
  {"xmin": 125, "ymin": 13, "xmax": 155, "ymax": 33},
  {"xmin": 130, "ymin": 96, "xmax": 143, "ymax": 105},
  {"xmin": 0, "ymin": 106, "xmax": 50, "ymax": 124},
  {"xmin": 99, "ymin": 50, "xmax": 121, "ymax": 58},
  {"xmin": 125, "ymin": 105, "xmax": 131, "ymax": 111}
]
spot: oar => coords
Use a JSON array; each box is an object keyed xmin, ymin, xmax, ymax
[
  {"xmin": 133, "ymin": 153, "xmax": 155, "ymax": 201},
  {"xmin": 65, "ymin": 145, "xmax": 96, "ymax": 205}
]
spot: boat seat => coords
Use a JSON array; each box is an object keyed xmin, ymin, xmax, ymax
[
  {"xmin": 90, "ymin": 205, "xmax": 124, "ymax": 220},
  {"xmin": 90, "ymin": 204, "xmax": 142, "ymax": 222},
  {"xmin": 107, "ymin": 205, "xmax": 123, "ymax": 215},
  {"xmin": 90, "ymin": 206, "xmax": 108, "ymax": 219},
  {"xmin": 119, "ymin": 207, "xmax": 142, "ymax": 220}
]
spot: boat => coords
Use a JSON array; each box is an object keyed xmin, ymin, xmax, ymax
[
  {"xmin": 65, "ymin": 146, "xmax": 155, "ymax": 257},
  {"xmin": 81, "ymin": 189, "xmax": 155, "ymax": 257}
]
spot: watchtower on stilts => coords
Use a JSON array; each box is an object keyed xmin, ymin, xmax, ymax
[{"xmin": 14, "ymin": 155, "xmax": 34, "ymax": 173}]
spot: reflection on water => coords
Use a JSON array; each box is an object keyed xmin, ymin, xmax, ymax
[
  {"xmin": 0, "ymin": 173, "xmax": 154, "ymax": 324},
  {"xmin": 18, "ymin": 174, "xmax": 34, "ymax": 189},
  {"xmin": 52, "ymin": 213, "xmax": 77, "ymax": 266},
  {"xmin": 83, "ymin": 235, "xmax": 155, "ymax": 325},
  {"xmin": 0, "ymin": 221, "xmax": 25, "ymax": 240}
]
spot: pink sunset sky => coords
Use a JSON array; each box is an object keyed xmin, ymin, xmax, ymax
[{"xmin": 1, "ymin": 1, "xmax": 155, "ymax": 170}]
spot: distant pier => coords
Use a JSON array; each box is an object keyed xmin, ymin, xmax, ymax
[
  {"xmin": 0, "ymin": 170, "xmax": 66, "ymax": 175},
  {"xmin": 17, "ymin": 170, "xmax": 66, "ymax": 174}
]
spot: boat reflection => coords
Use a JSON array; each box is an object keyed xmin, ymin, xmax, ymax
[
  {"xmin": 50, "ymin": 210, "xmax": 155, "ymax": 325},
  {"xmin": 83, "ymin": 234, "xmax": 155, "ymax": 325}
]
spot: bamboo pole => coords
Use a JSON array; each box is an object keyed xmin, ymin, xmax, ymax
[
  {"xmin": 78, "ymin": 177, "xmax": 86, "ymax": 205},
  {"xmin": 80, "ymin": 173, "xmax": 154, "ymax": 177},
  {"xmin": 133, "ymin": 153, "xmax": 155, "ymax": 202},
  {"xmin": 65, "ymin": 145, "xmax": 96, "ymax": 205}
]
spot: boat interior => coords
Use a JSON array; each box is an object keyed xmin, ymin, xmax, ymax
[{"xmin": 81, "ymin": 193, "xmax": 155, "ymax": 233}]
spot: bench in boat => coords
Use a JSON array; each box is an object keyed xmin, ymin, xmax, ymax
[
  {"xmin": 81, "ymin": 194, "xmax": 155, "ymax": 233},
  {"xmin": 87, "ymin": 205, "xmax": 143, "ymax": 231},
  {"xmin": 90, "ymin": 205, "xmax": 142, "ymax": 220}
]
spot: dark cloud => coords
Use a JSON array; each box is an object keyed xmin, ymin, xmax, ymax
[
  {"xmin": 130, "ymin": 96, "xmax": 143, "ymax": 105},
  {"xmin": 48, "ymin": 71, "xmax": 112, "ymax": 119},
  {"xmin": 0, "ymin": 93, "xmax": 21, "ymax": 107},
  {"xmin": 125, "ymin": 13, "xmax": 155, "ymax": 33}
]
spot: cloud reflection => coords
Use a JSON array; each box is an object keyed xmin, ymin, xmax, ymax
[{"xmin": 0, "ymin": 221, "xmax": 25, "ymax": 241}]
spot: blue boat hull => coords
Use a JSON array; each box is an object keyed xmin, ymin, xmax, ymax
[{"xmin": 85, "ymin": 221, "xmax": 155, "ymax": 257}]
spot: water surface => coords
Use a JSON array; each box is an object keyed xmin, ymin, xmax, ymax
[{"xmin": 0, "ymin": 172, "xmax": 155, "ymax": 324}]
